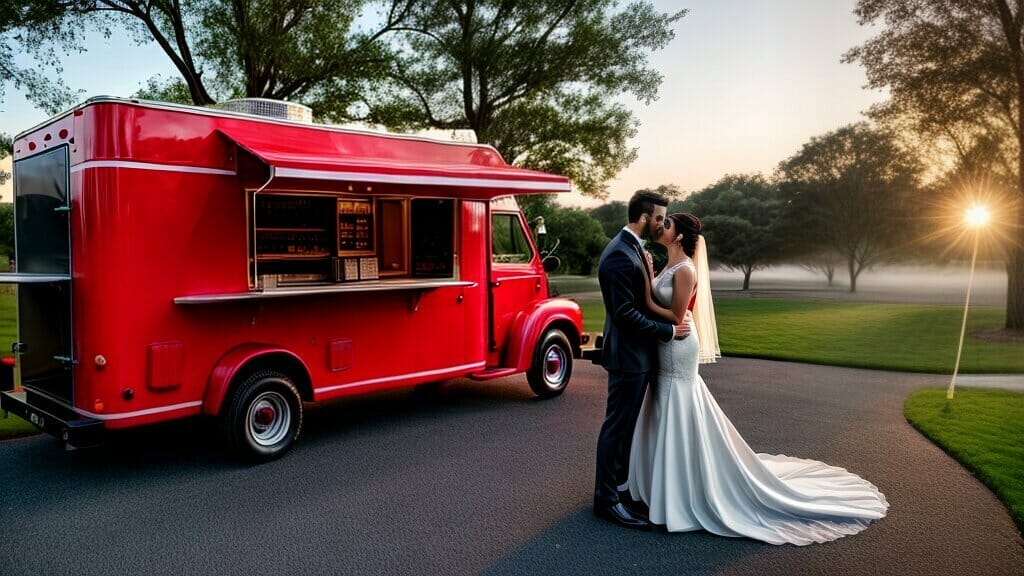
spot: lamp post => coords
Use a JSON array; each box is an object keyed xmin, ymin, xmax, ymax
[{"xmin": 947, "ymin": 205, "xmax": 991, "ymax": 400}]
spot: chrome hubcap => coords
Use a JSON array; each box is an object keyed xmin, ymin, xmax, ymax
[
  {"xmin": 543, "ymin": 346, "xmax": 567, "ymax": 389},
  {"xmin": 248, "ymin": 391, "xmax": 291, "ymax": 447}
]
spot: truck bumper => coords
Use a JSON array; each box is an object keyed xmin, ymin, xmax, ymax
[
  {"xmin": 580, "ymin": 333, "xmax": 604, "ymax": 364},
  {"xmin": 1, "ymin": 390, "xmax": 104, "ymax": 448}
]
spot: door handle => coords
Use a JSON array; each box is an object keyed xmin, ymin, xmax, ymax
[{"xmin": 53, "ymin": 355, "xmax": 79, "ymax": 367}]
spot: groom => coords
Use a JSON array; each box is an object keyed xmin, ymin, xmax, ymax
[{"xmin": 594, "ymin": 190, "xmax": 688, "ymax": 530}]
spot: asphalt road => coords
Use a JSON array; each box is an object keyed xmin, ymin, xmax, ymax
[{"xmin": 1, "ymin": 358, "xmax": 1021, "ymax": 576}]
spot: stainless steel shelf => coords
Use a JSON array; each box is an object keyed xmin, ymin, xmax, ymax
[
  {"xmin": 175, "ymin": 279, "xmax": 476, "ymax": 304},
  {"xmin": 0, "ymin": 273, "xmax": 72, "ymax": 284}
]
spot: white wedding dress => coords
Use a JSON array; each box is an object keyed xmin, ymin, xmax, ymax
[{"xmin": 627, "ymin": 259, "xmax": 889, "ymax": 545}]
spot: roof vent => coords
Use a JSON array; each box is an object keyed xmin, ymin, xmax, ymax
[{"xmin": 214, "ymin": 98, "xmax": 313, "ymax": 123}]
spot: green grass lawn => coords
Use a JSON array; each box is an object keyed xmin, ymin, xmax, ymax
[
  {"xmin": 0, "ymin": 412, "xmax": 38, "ymax": 439},
  {"xmin": 576, "ymin": 298, "xmax": 1024, "ymax": 374},
  {"xmin": 0, "ymin": 290, "xmax": 30, "ymax": 438},
  {"xmin": 904, "ymin": 388, "xmax": 1024, "ymax": 534},
  {"xmin": 0, "ymin": 288, "xmax": 16, "ymax": 350}
]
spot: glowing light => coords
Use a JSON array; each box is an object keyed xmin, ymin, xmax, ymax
[
  {"xmin": 964, "ymin": 205, "xmax": 990, "ymax": 228},
  {"xmin": 948, "ymin": 203, "xmax": 994, "ymax": 400}
]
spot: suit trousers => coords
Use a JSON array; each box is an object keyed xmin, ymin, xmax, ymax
[{"xmin": 594, "ymin": 369, "xmax": 652, "ymax": 506}]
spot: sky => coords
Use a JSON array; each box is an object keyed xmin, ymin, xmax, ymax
[{"xmin": 0, "ymin": 0, "xmax": 887, "ymax": 206}]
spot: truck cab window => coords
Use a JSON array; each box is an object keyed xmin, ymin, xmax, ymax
[{"xmin": 491, "ymin": 213, "xmax": 533, "ymax": 264}]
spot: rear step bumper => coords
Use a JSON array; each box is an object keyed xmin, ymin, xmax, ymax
[
  {"xmin": 581, "ymin": 334, "xmax": 604, "ymax": 364},
  {"xmin": 1, "ymin": 390, "xmax": 104, "ymax": 447}
]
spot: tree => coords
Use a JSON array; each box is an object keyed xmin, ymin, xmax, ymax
[
  {"xmin": 799, "ymin": 251, "xmax": 842, "ymax": 287},
  {"xmin": 916, "ymin": 136, "xmax": 1018, "ymax": 263},
  {"xmin": 0, "ymin": 133, "xmax": 10, "ymax": 188},
  {"xmin": 518, "ymin": 195, "xmax": 607, "ymax": 275},
  {"xmin": 2, "ymin": 2, "xmax": 82, "ymax": 179},
  {"xmin": 542, "ymin": 206, "xmax": 608, "ymax": 275},
  {"xmin": 0, "ymin": 203, "xmax": 12, "ymax": 261},
  {"xmin": 588, "ymin": 200, "xmax": 628, "ymax": 239},
  {"xmin": 845, "ymin": 0, "xmax": 1024, "ymax": 327},
  {"xmin": 515, "ymin": 193, "xmax": 559, "ymax": 228},
  {"xmin": 777, "ymin": 123, "xmax": 923, "ymax": 292},
  {"xmin": 133, "ymin": 74, "xmax": 193, "ymax": 104},
  {"xmin": 370, "ymin": 1, "xmax": 686, "ymax": 197},
  {"xmin": 1, "ymin": 1, "xmax": 80, "ymax": 113},
  {"xmin": 639, "ymin": 183, "xmax": 682, "ymax": 201},
  {"xmin": 681, "ymin": 173, "xmax": 785, "ymax": 290},
  {"xmin": 198, "ymin": 0, "xmax": 415, "ymax": 118},
  {"xmin": 9, "ymin": 0, "xmax": 414, "ymax": 116}
]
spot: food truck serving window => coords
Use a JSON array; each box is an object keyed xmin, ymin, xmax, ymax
[
  {"xmin": 252, "ymin": 194, "xmax": 336, "ymax": 286},
  {"xmin": 251, "ymin": 193, "xmax": 456, "ymax": 287}
]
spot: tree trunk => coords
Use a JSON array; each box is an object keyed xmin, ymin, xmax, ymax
[
  {"xmin": 742, "ymin": 267, "xmax": 751, "ymax": 290},
  {"xmin": 1008, "ymin": 109, "xmax": 1024, "ymax": 327},
  {"xmin": 1006, "ymin": 0, "xmax": 1024, "ymax": 329},
  {"xmin": 848, "ymin": 256, "xmax": 858, "ymax": 293},
  {"xmin": 1010, "ymin": 65, "xmax": 1024, "ymax": 328},
  {"xmin": 1008, "ymin": 209, "xmax": 1024, "ymax": 329}
]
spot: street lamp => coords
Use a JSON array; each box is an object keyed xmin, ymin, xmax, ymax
[{"xmin": 947, "ymin": 204, "xmax": 991, "ymax": 399}]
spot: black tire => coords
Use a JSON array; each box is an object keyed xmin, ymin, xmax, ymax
[
  {"xmin": 526, "ymin": 329, "xmax": 573, "ymax": 398},
  {"xmin": 221, "ymin": 369, "xmax": 303, "ymax": 462}
]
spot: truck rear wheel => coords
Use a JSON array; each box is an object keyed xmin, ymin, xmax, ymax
[
  {"xmin": 527, "ymin": 329, "xmax": 572, "ymax": 398},
  {"xmin": 221, "ymin": 370, "xmax": 303, "ymax": 462}
]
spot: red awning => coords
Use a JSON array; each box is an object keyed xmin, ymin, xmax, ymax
[{"xmin": 217, "ymin": 126, "xmax": 571, "ymax": 198}]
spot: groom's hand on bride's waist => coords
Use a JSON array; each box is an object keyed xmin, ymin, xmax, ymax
[{"xmin": 673, "ymin": 321, "xmax": 691, "ymax": 340}]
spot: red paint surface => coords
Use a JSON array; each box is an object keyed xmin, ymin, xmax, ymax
[{"xmin": 13, "ymin": 98, "xmax": 581, "ymax": 430}]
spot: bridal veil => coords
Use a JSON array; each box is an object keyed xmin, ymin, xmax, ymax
[{"xmin": 693, "ymin": 235, "xmax": 721, "ymax": 364}]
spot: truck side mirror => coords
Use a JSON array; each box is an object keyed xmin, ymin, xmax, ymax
[{"xmin": 542, "ymin": 255, "xmax": 560, "ymax": 273}]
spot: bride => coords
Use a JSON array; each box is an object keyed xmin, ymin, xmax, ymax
[{"xmin": 627, "ymin": 212, "xmax": 889, "ymax": 545}]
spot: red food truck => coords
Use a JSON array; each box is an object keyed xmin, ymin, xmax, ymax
[{"xmin": 0, "ymin": 96, "xmax": 584, "ymax": 461}]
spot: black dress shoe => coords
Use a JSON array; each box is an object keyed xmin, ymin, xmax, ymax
[
  {"xmin": 618, "ymin": 491, "xmax": 650, "ymax": 521},
  {"xmin": 594, "ymin": 502, "xmax": 652, "ymax": 531}
]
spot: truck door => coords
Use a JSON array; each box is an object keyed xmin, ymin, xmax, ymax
[
  {"xmin": 489, "ymin": 210, "xmax": 543, "ymax": 357},
  {"xmin": 13, "ymin": 146, "xmax": 74, "ymax": 403}
]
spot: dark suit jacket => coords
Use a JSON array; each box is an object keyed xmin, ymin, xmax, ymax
[{"xmin": 597, "ymin": 229, "xmax": 674, "ymax": 373}]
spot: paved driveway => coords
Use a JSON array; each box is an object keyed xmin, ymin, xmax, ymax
[{"xmin": 0, "ymin": 359, "xmax": 1021, "ymax": 575}]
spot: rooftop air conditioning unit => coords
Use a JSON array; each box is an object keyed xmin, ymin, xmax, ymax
[{"xmin": 214, "ymin": 98, "xmax": 313, "ymax": 123}]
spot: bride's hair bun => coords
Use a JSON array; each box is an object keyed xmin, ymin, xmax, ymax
[
  {"xmin": 670, "ymin": 212, "xmax": 702, "ymax": 257},
  {"xmin": 679, "ymin": 213, "xmax": 702, "ymax": 235}
]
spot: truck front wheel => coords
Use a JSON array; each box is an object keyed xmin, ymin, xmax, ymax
[
  {"xmin": 221, "ymin": 370, "xmax": 303, "ymax": 462},
  {"xmin": 527, "ymin": 329, "xmax": 573, "ymax": 398}
]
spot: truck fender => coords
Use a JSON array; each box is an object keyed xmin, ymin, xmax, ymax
[
  {"xmin": 202, "ymin": 344, "xmax": 311, "ymax": 416},
  {"xmin": 505, "ymin": 299, "xmax": 583, "ymax": 371}
]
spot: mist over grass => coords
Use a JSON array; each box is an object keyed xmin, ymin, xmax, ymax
[{"xmin": 576, "ymin": 298, "xmax": 1024, "ymax": 374}]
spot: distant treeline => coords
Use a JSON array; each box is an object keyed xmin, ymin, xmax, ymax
[{"xmin": 520, "ymin": 123, "xmax": 1015, "ymax": 292}]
